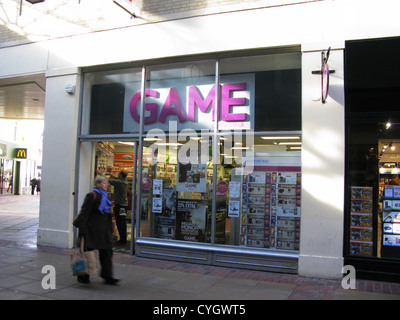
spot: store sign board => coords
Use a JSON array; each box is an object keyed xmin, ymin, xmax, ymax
[
  {"xmin": 15, "ymin": 148, "xmax": 27, "ymax": 159},
  {"xmin": 123, "ymin": 73, "xmax": 255, "ymax": 132}
]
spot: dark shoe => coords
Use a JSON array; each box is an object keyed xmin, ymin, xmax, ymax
[
  {"xmin": 77, "ymin": 275, "xmax": 90, "ymax": 284},
  {"xmin": 103, "ymin": 277, "xmax": 120, "ymax": 285},
  {"xmin": 115, "ymin": 240, "xmax": 127, "ymax": 246}
]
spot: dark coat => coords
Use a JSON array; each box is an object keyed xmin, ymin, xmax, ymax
[{"xmin": 74, "ymin": 191, "xmax": 114, "ymax": 249}]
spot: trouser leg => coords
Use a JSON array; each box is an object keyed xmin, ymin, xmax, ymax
[
  {"xmin": 115, "ymin": 205, "xmax": 127, "ymax": 243},
  {"xmin": 99, "ymin": 248, "xmax": 113, "ymax": 279}
]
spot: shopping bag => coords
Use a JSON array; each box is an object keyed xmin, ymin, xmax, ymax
[{"xmin": 71, "ymin": 238, "xmax": 97, "ymax": 276}]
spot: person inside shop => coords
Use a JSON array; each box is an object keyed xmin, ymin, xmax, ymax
[
  {"xmin": 73, "ymin": 175, "xmax": 119, "ymax": 285},
  {"xmin": 389, "ymin": 175, "xmax": 400, "ymax": 185},
  {"xmin": 109, "ymin": 170, "xmax": 128, "ymax": 246}
]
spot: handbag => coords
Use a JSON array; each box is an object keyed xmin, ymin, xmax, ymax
[
  {"xmin": 73, "ymin": 192, "xmax": 96, "ymax": 228},
  {"xmin": 71, "ymin": 237, "xmax": 98, "ymax": 276}
]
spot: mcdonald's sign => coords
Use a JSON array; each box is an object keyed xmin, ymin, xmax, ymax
[{"xmin": 15, "ymin": 148, "xmax": 27, "ymax": 159}]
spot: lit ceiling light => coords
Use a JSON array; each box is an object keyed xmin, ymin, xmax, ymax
[
  {"xmin": 386, "ymin": 122, "xmax": 392, "ymax": 130},
  {"xmin": 155, "ymin": 142, "xmax": 183, "ymax": 146},
  {"xmin": 26, "ymin": 0, "xmax": 45, "ymax": 3},
  {"xmin": 117, "ymin": 141, "xmax": 135, "ymax": 146},
  {"xmin": 261, "ymin": 136, "xmax": 300, "ymax": 140},
  {"xmin": 279, "ymin": 142, "xmax": 302, "ymax": 145}
]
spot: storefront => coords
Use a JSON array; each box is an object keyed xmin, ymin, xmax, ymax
[
  {"xmin": 78, "ymin": 49, "xmax": 303, "ymax": 272},
  {"xmin": 345, "ymin": 37, "xmax": 400, "ymax": 281},
  {"xmin": 15, "ymin": 0, "xmax": 397, "ymax": 280}
]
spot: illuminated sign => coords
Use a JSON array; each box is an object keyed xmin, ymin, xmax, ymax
[
  {"xmin": 15, "ymin": 148, "xmax": 27, "ymax": 159},
  {"xmin": 123, "ymin": 74, "xmax": 255, "ymax": 132}
]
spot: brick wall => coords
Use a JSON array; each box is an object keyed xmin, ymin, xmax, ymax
[{"xmin": 0, "ymin": 0, "xmax": 317, "ymax": 48}]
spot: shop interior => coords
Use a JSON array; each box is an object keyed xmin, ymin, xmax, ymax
[
  {"xmin": 378, "ymin": 138, "xmax": 400, "ymax": 257},
  {"xmin": 95, "ymin": 134, "xmax": 302, "ymax": 252}
]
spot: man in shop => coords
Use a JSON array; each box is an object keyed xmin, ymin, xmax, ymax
[
  {"xmin": 389, "ymin": 175, "xmax": 400, "ymax": 185},
  {"xmin": 109, "ymin": 170, "xmax": 128, "ymax": 246}
]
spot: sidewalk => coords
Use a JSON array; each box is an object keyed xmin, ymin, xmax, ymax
[{"xmin": 0, "ymin": 195, "xmax": 400, "ymax": 301}]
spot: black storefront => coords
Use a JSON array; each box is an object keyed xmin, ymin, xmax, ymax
[{"xmin": 345, "ymin": 36, "xmax": 400, "ymax": 281}]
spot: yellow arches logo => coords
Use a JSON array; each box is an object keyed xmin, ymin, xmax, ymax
[{"xmin": 16, "ymin": 148, "xmax": 27, "ymax": 159}]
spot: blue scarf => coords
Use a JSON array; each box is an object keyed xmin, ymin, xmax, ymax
[{"xmin": 93, "ymin": 188, "xmax": 112, "ymax": 214}]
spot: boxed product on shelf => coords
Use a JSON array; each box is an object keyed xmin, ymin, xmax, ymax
[
  {"xmin": 350, "ymin": 200, "xmax": 373, "ymax": 214},
  {"xmin": 350, "ymin": 213, "xmax": 373, "ymax": 228},
  {"xmin": 383, "ymin": 200, "xmax": 400, "ymax": 210},
  {"xmin": 383, "ymin": 234, "xmax": 400, "ymax": 247},
  {"xmin": 384, "ymin": 223, "xmax": 394, "ymax": 234},
  {"xmin": 350, "ymin": 227, "xmax": 373, "ymax": 242},
  {"xmin": 351, "ymin": 186, "xmax": 373, "ymax": 200},
  {"xmin": 384, "ymin": 185, "xmax": 400, "ymax": 199},
  {"xmin": 349, "ymin": 241, "xmax": 373, "ymax": 256}
]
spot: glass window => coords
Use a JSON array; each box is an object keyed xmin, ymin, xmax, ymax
[
  {"xmin": 216, "ymin": 133, "xmax": 302, "ymax": 250},
  {"xmin": 82, "ymin": 68, "xmax": 142, "ymax": 135},
  {"xmin": 220, "ymin": 53, "xmax": 302, "ymax": 131},
  {"xmin": 139, "ymin": 135, "xmax": 214, "ymax": 243},
  {"xmin": 347, "ymin": 119, "xmax": 400, "ymax": 259}
]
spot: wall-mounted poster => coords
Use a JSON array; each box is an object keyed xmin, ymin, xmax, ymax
[{"xmin": 175, "ymin": 199, "xmax": 206, "ymax": 242}]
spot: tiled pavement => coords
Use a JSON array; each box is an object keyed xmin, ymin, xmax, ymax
[{"xmin": 0, "ymin": 195, "xmax": 400, "ymax": 301}]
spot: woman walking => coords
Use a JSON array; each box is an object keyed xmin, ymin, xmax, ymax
[{"xmin": 73, "ymin": 175, "xmax": 119, "ymax": 285}]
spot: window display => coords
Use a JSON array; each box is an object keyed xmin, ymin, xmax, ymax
[
  {"xmin": 136, "ymin": 134, "xmax": 301, "ymax": 251},
  {"xmin": 241, "ymin": 161, "xmax": 301, "ymax": 250},
  {"xmin": 349, "ymin": 187, "xmax": 373, "ymax": 256}
]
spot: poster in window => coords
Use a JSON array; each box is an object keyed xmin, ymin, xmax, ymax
[
  {"xmin": 228, "ymin": 200, "xmax": 240, "ymax": 217},
  {"xmin": 175, "ymin": 199, "xmax": 206, "ymax": 242},
  {"xmin": 229, "ymin": 181, "xmax": 240, "ymax": 198},
  {"xmin": 153, "ymin": 179, "xmax": 163, "ymax": 195},
  {"xmin": 152, "ymin": 197, "xmax": 163, "ymax": 213},
  {"xmin": 177, "ymin": 163, "xmax": 207, "ymax": 192}
]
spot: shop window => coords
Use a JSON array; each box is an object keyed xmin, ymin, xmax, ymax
[
  {"xmin": 138, "ymin": 134, "xmax": 302, "ymax": 250},
  {"xmin": 346, "ymin": 37, "xmax": 400, "ymax": 260},
  {"xmin": 220, "ymin": 53, "xmax": 302, "ymax": 131},
  {"xmin": 139, "ymin": 135, "xmax": 213, "ymax": 242},
  {"xmin": 82, "ymin": 68, "xmax": 142, "ymax": 135},
  {"xmin": 217, "ymin": 134, "xmax": 302, "ymax": 249}
]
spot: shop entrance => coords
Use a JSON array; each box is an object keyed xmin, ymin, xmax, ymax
[
  {"xmin": 0, "ymin": 159, "xmax": 14, "ymax": 195},
  {"xmin": 95, "ymin": 141, "xmax": 138, "ymax": 254}
]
